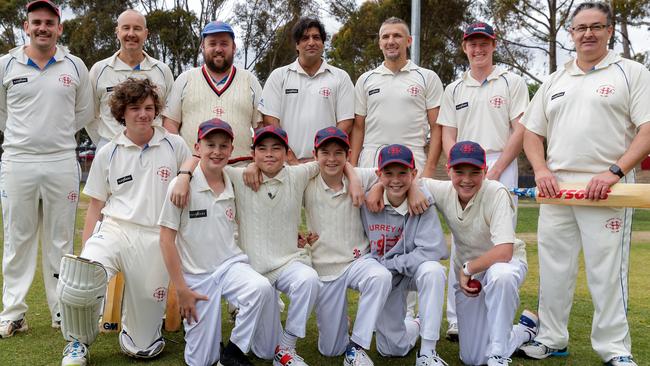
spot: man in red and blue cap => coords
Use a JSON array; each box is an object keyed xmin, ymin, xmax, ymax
[{"xmin": 163, "ymin": 20, "xmax": 264, "ymax": 166}]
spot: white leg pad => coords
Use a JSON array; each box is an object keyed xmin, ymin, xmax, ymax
[{"xmin": 57, "ymin": 254, "xmax": 108, "ymax": 345}]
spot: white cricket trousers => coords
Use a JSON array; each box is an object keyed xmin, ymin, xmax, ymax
[
  {"xmin": 456, "ymin": 260, "xmax": 528, "ymax": 365},
  {"xmin": 316, "ymin": 256, "xmax": 392, "ymax": 355},
  {"xmin": 446, "ymin": 153, "xmax": 518, "ymax": 326},
  {"xmin": 80, "ymin": 217, "xmax": 168, "ymax": 351},
  {"xmin": 0, "ymin": 158, "xmax": 80, "ymax": 322},
  {"xmin": 535, "ymin": 171, "xmax": 633, "ymax": 362},
  {"xmin": 183, "ymin": 257, "xmax": 281, "ymax": 366},
  {"xmin": 274, "ymin": 261, "xmax": 321, "ymax": 338},
  {"xmin": 375, "ymin": 261, "xmax": 446, "ymax": 356}
]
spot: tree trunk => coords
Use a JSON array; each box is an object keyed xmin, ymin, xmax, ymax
[
  {"xmin": 548, "ymin": 0, "xmax": 557, "ymax": 73},
  {"xmin": 621, "ymin": 18, "xmax": 631, "ymax": 59}
]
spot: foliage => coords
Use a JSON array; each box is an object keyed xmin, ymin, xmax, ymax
[
  {"xmin": 146, "ymin": 7, "xmax": 200, "ymax": 76},
  {"xmin": 0, "ymin": 0, "xmax": 28, "ymax": 53}
]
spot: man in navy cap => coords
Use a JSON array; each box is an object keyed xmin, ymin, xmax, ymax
[{"xmin": 163, "ymin": 21, "xmax": 264, "ymax": 165}]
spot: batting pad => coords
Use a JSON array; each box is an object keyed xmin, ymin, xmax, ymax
[{"xmin": 57, "ymin": 254, "xmax": 108, "ymax": 345}]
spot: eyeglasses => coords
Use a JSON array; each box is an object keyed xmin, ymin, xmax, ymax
[{"xmin": 570, "ymin": 24, "xmax": 610, "ymax": 34}]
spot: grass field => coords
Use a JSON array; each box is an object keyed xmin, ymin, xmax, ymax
[{"xmin": 1, "ymin": 196, "xmax": 649, "ymax": 365}]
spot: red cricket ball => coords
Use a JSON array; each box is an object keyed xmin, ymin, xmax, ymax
[{"xmin": 467, "ymin": 279, "xmax": 482, "ymax": 293}]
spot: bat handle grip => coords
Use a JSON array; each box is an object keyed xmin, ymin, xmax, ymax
[{"xmin": 510, "ymin": 187, "xmax": 537, "ymax": 199}]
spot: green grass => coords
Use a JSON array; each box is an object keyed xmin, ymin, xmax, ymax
[{"xmin": 1, "ymin": 198, "xmax": 649, "ymax": 365}]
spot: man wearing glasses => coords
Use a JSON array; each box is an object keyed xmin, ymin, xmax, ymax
[{"xmin": 519, "ymin": 2, "xmax": 650, "ymax": 365}]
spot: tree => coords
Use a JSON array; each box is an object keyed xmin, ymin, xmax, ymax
[
  {"xmin": 146, "ymin": 7, "xmax": 199, "ymax": 76},
  {"xmin": 0, "ymin": 0, "xmax": 29, "ymax": 53},
  {"xmin": 609, "ymin": 0, "xmax": 650, "ymax": 59}
]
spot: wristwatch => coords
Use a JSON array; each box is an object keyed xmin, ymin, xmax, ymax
[
  {"xmin": 462, "ymin": 261, "xmax": 472, "ymax": 276},
  {"xmin": 177, "ymin": 170, "xmax": 193, "ymax": 180},
  {"xmin": 609, "ymin": 164, "xmax": 624, "ymax": 178}
]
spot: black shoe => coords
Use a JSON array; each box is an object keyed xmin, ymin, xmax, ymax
[{"xmin": 219, "ymin": 341, "xmax": 253, "ymax": 366}]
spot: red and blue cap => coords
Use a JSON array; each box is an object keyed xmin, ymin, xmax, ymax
[
  {"xmin": 463, "ymin": 22, "xmax": 496, "ymax": 40},
  {"xmin": 378, "ymin": 144, "xmax": 415, "ymax": 170},
  {"xmin": 314, "ymin": 127, "xmax": 350, "ymax": 149},
  {"xmin": 202, "ymin": 21, "xmax": 235, "ymax": 39},
  {"xmin": 26, "ymin": 0, "xmax": 61, "ymax": 19},
  {"xmin": 197, "ymin": 118, "xmax": 234, "ymax": 141},
  {"xmin": 448, "ymin": 141, "xmax": 487, "ymax": 168},
  {"xmin": 253, "ymin": 125, "xmax": 289, "ymax": 148}
]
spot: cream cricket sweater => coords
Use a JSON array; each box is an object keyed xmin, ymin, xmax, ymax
[{"xmin": 226, "ymin": 163, "xmax": 319, "ymax": 283}]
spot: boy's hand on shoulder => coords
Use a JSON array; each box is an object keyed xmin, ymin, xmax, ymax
[
  {"xmin": 366, "ymin": 182, "xmax": 384, "ymax": 213},
  {"xmin": 243, "ymin": 163, "xmax": 263, "ymax": 191},
  {"xmin": 171, "ymin": 175, "xmax": 191, "ymax": 208},
  {"xmin": 407, "ymin": 180, "xmax": 429, "ymax": 215},
  {"xmin": 177, "ymin": 287, "xmax": 208, "ymax": 325}
]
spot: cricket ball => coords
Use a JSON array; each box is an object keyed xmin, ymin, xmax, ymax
[{"xmin": 467, "ymin": 279, "xmax": 482, "ymax": 293}]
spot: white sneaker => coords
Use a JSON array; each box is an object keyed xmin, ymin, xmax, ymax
[
  {"xmin": 415, "ymin": 350, "xmax": 448, "ymax": 366},
  {"xmin": 61, "ymin": 340, "xmax": 88, "ymax": 366},
  {"xmin": 606, "ymin": 356, "xmax": 638, "ymax": 366},
  {"xmin": 0, "ymin": 318, "xmax": 28, "ymax": 338},
  {"xmin": 487, "ymin": 355, "xmax": 511, "ymax": 366},
  {"xmin": 445, "ymin": 322, "xmax": 458, "ymax": 341},
  {"xmin": 273, "ymin": 346, "xmax": 309, "ymax": 366},
  {"xmin": 343, "ymin": 345, "xmax": 373, "ymax": 366}
]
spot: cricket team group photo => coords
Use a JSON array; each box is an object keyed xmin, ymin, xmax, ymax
[{"xmin": 1, "ymin": 1, "xmax": 649, "ymax": 366}]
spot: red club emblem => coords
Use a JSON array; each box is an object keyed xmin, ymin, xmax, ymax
[
  {"xmin": 59, "ymin": 74, "xmax": 73, "ymax": 87},
  {"xmin": 353, "ymin": 248, "xmax": 361, "ymax": 258},
  {"xmin": 406, "ymin": 85, "xmax": 421, "ymax": 97},
  {"xmin": 596, "ymin": 85, "xmax": 615, "ymax": 97},
  {"xmin": 152, "ymin": 287, "xmax": 167, "ymax": 302},
  {"xmin": 225, "ymin": 206, "xmax": 234, "ymax": 220},
  {"xmin": 319, "ymin": 87, "xmax": 331, "ymax": 97},
  {"xmin": 388, "ymin": 146, "xmax": 402, "ymax": 155},
  {"xmin": 213, "ymin": 106, "xmax": 225, "ymax": 117},
  {"xmin": 461, "ymin": 144, "xmax": 474, "ymax": 153},
  {"xmin": 157, "ymin": 166, "xmax": 172, "ymax": 182},
  {"xmin": 605, "ymin": 218, "xmax": 622, "ymax": 233},
  {"xmin": 67, "ymin": 191, "xmax": 78, "ymax": 202},
  {"xmin": 489, "ymin": 95, "xmax": 505, "ymax": 108},
  {"xmin": 326, "ymin": 127, "xmax": 337, "ymax": 133}
]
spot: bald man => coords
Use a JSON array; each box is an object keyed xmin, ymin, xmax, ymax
[{"xmin": 87, "ymin": 9, "xmax": 174, "ymax": 150}]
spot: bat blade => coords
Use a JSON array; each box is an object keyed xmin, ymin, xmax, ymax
[
  {"xmin": 164, "ymin": 282, "xmax": 182, "ymax": 332},
  {"xmin": 510, "ymin": 182, "xmax": 650, "ymax": 208},
  {"xmin": 100, "ymin": 272, "xmax": 124, "ymax": 333}
]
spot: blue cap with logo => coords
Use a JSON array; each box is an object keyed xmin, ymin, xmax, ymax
[
  {"xmin": 463, "ymin": 22, "xmax": 496, "ymax": 40},
  {"xmin": 253, "ymin": 125, "xmax": 289, "ymax": 148},
  {"xmin": 448, "ymin": 141, "xmax": 487, "ymax": 169},
  {"xmin": 197, "ymin": 118, "xmax": 234, "ymax": 141},
  {"xmin": 314, "ymin": 127, "xmax": 350, "ymax": 149},
  {"xmin": 378, "ymin": 144, "xmax": 415, "ymax": 170},
  {"xmin": 202, "ymin": 21, "xmax": 235, "ymax": 39}
]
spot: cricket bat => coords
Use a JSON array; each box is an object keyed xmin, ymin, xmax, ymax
[
  {"xmin": 164, "ymin": 282, "xmax": 182, "ymax": 332},
  {"xmin": 100, "ymin": 272, "xmax": 124, "ymax": 333},
  {"xmin": 510, "ymin": 182, "xmax": 650, "ymax": 208}
]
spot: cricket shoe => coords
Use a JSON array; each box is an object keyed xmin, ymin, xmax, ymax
[
  {"xmin": 518, "ymin": 340, "xmax": 568, "ymax": 359},
  {"xmin": 343, "ymin": 344, "xmax": 374, "ymax": 366},
  {"xmin": 513, "ymin": 309, "xmax": 538, "ymax": 344},
  {"xmin": 605, "ymin": 355, "xmax": 637, "ymax": 366},
  {"xmin": 487, "ymin": 356, "xmax": 511, "ymax": 366},
  {"xmin": 218, "ymin": 342, "xmax": 254, "ymax": 366},
  {"xmin": 273, "ymin": 345, "xmax": 309, "ymax": 366},
  {"xmin": 61, "ymin": 340, "xmax": 88, "ymax": 366},
  {"xmin": 415, "ymin": 350, "xmax": 448, "ymax": 366},
  {"xmin": 445, "ymin": 322, "xmax": 458, "ymax": 341},
  {"xmin": 118, "ymin": 330, "xmax": 165, "ymax": 358},
  {"xmin": 0, "ymin": 318, "xmax": 28, "ymax": 338}
]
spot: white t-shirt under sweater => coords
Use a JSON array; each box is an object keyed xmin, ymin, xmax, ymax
[
  {"xmin": 304, "ymin": 169, "xmax": 378, "ymax": 281},
  {"xmin": 420, "ymin": 178, "xmax": 525, "ymax": 271},
  {"xmin": 225, "ymin": 162, "xmax": 319, "ymax": 283},
  {"xmin": 163, "ymin": 65, "xmax": 263, "ymax": 160},
  {"xmin": 84, "ymin": 126, "xmax": 191, "ymax": 227}
]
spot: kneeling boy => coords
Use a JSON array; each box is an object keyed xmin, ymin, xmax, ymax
[{"xmin": 159, "ymin": 119, "xmax": 280, "ymax": 366}]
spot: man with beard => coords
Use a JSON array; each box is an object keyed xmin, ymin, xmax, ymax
[
  {"xmin": 87, "ymin": 9, "xmax": 174, "ymax": 150},
  {"xmin": 163, "ymin": 21, "xmax": 263, "ymax": 165}
]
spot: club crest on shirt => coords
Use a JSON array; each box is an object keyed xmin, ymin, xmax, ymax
[
  {"xmin": 596, "ymin": 84, "xmax": 615, "ymax": 97},
  {"xmin": 353, "ymin": 248, "xmax": 361, "ymax": 259},
  {"xmin": 605, "ymin": 218, "xmax": 622, "ymax": 233},
  {"xmin": 67, "ymin": 191, "xmax": 78, "ymax": 202},
  {"xmin": 319, "ymin": 87, "xmax": 331, "ymax": 98},
  {"xmin": 213, "ymin": 106, "xmax": 225, "ymax": 117},
  {"xmin": 225, "ymin": 206, "xmax": 235, "ymax": 221},
  {"xmin": 152, "ymin": 287, "xmax": 167, "ymax": 302},
  {"xmin": 406, "ymin": 85, "xmax": 421, "ymax": 97},
  {"xmin": 157, "ymin": 166, "xmax": 172, "ymax": 182},
  {"xmin": 59, "ymin": 74, "xmax": 73, "ymax": 87},
  {"xmin": 489, "ymin": 95, "xmax": 506, "ymax": 108}
]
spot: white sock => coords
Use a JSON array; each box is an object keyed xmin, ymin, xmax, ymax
[
  {"xmin": 420, "ymin": 338, "xmax": 436, "ymax": 356},
  {"xmin": 280, "ymin": 330, "xmax": 297, "ymax": 350}
]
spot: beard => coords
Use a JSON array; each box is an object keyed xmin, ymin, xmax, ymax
[{"xmin": 204, "ymin": 52, "xmax": 233, "ymax": 74}]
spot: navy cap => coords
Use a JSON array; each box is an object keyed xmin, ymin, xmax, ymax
[
  {"xmin": 253, "ymin": 125, "xmax": 289, "ymax": 148},
  {"xmin": 463, "ymin": 22, "xmax": 496, "ymax": 40},
  {"xmin": 378, "ymin": 144, "xmax": 415, "ymax": 170},
  {"xmin": 202, "ymin": 21, "xmax": 235, "ymax": 39},
  {"xmin": 27, "ymin": 0, "xmax": 61, "ymax": 18},
  {"xmin": 197, "ymin": 118, "xmax": 234, "ymax": 141},
  {"xmin": 448, "ymin": 141, "xmax": 487, "ymax": 169},
  {"xmin": 314, "ymin": 127, "xmax": 350, "ymax": 149}
]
